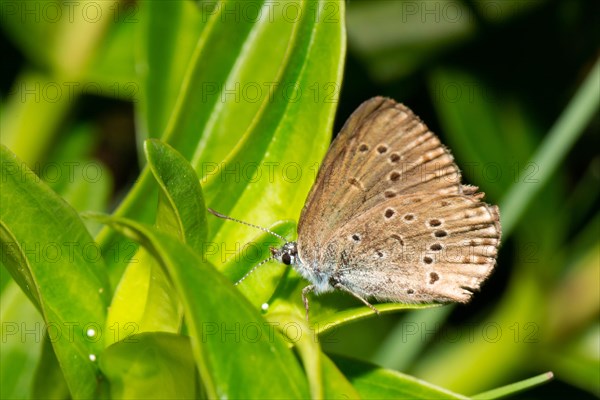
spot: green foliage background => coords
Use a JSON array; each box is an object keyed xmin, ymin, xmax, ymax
[{"xmin": 1, "ymin": 0, "xmax": 598, "ymax": 399}]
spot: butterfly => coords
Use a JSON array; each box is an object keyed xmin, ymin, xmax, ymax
[{"xmin": 211, "ymin": 97, "xmax": 501, "ymax": 318}]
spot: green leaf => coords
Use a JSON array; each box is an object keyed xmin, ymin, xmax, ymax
[
  {"xmin": 321, "ymin": 353, "xmax": 363, "ymax": 399},
  {"xmin": 0, "ymin": 282, "xmax": 44, "ymax": 400},
  {"xmin": 547, "ymin": 242, "xmax": 600, "ymax": 341},
  {"xmin": 94, "ymin": 214, "xmax": 310, "ymax": 399},
  {"xmin": 84, "ymin": 5, "xmax": 139, "ymax": 99},
  {"xmin": 200, "ymin": 0, "xmax": 346, "ymax": 246},
  {"xmin": 136, "ymin": 1, "xmax": 208, "ymax": 142},
  {"xmin": 1, "ymin": 71, "xmax": 74, "ymax": 166},
  {"xmin": 266, "ymin": 312, "xmax": 361, "ymax": 399},
  {"xmin": 196, "ymin": 0, "xmax": 349, "ymax": 321},
  {"xmin": 144, "ymin": 139, "xmax": 207, "ymax": 252},
  {"xmin": 472, "ymin": 372, "xmax": 554, "ymax": 399},
  {"xmin": 267, "ymin": 312, "xmax": 327, "ymax": 398},
  {"xmin": 0, "ymin": 145, "xmax": 110, "ymax": 398},
  {"xmin": 32, "ymin": 335, "xmax": 70, "ymax": 400},
  {"xmin": 104, "ymin": 139, "xmax": 208, "ymax": 345},
  {"xmin": 103, "ymin": 249, "xmax": 181, "ymax": 347},
  {"xmin": 1, "ymin": 1, "xmax": 118, "ymax": 165},
  {"xmin": 372, "ymin": 306, "xmax": 453, "ymax": 371},
  {"xmin": 97, "ymin": 0, "xmax": 346, "ymax": 287},
  {"xmin": 1, "ymin": 221, "xmax": 40, "ymax": 310},
  {"xmin": 313, "ymin": 303, "xmax": 440, "ymax": 335},
  {"xmin": 49, "ymin": 1, "xmax": 120, "ymax": 77},
  {"xmin": 1, "ymin": 0, "xmax": 117, "ymax": 75},
  {"xmin": 542, "ymin": 321, "xmax": 600, "ymax": 396},
  {"xmin": 500, "ymin": 58, "xmax": 600, "ymax": 235},
  {"xmin": 100, "ymin": 332, "xmax": 198, "ymax": 400},
  {"xmin": 331, "ymin": 354, "xmax": 469, "ymax": 399}
]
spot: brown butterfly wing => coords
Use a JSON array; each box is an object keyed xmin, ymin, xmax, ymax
[
  {"xmin": 297, "ymin": 97, "xmax": 501, "ymax": 302},
  {"xmin": 299, "ymin": 97, "xmax": 464, "ymax": 255},
  {"xmin": 325, "ymin": 193, "xmax": 501, "ymax": 303}
]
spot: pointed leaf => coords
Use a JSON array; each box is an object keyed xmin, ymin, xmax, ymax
[
  {"xmin": 331, "ymin": 354, "xmax": 468, "ymax": 399},
  {"xmin": 100, "ymin": 332, "xmax": 197, "ymax": 399},
  {"xmin": 0, "ymin": 145, "xmax": 110, "ymax": 398},
  {"xmin": 0, "ymin": 282, "xmax": 44, "ymax": 399},
  {"xmin": 144, "ymin": 139, "xmax": 207, "ymax": 252},
  {"xmin": 105, "ymin": 139, "xmax": 208, "ymax": 344},
  {"xmin": 94, "ymin": 215, "xmax": 309, "ymax": 399},
  {"xmin": 136, "ymin": 1, "xmax": 208, "ymax": 142},
  {"xmin": 97, "ymin": 0, "xmax": 346, "ymax": 288},
  {"xmin": 472, "ymin": 372, "xmax": 554, "ymax": 399}
]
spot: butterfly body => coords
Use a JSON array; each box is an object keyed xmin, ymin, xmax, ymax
[{"xmin": 272, "ymin": 97, "xmax": 501, "ymax": 316}]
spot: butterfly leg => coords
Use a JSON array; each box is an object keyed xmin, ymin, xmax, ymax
[
  {"xmin": 334, "ymin": 283, "xmax": 380, "ymax": 315},
  {"xmin": 301, "ymin": 285, "xmax": 315, "ymax": 321}
]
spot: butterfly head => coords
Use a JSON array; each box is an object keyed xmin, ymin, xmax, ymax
[{"xmin": 270, "ymin": 242, "xmax": 299, "ymax": 266}]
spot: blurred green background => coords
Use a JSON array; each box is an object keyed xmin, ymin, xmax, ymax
[{"xmin": 1, "ymin": 0, "xmax": 598, "ymax": 399}]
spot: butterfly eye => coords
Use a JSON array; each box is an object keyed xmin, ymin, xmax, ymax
[{"xmin": 281, "ymin": 253, "xmax": 292, "ymax": 265}]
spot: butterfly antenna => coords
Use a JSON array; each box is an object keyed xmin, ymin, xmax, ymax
[
  {"xmin": 234, "ymin": 256, "xmax": 275, "ymax": 286},
  {"xmin": 207, "ymin": 208, "xmax": 287, "ymax": 242}
]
